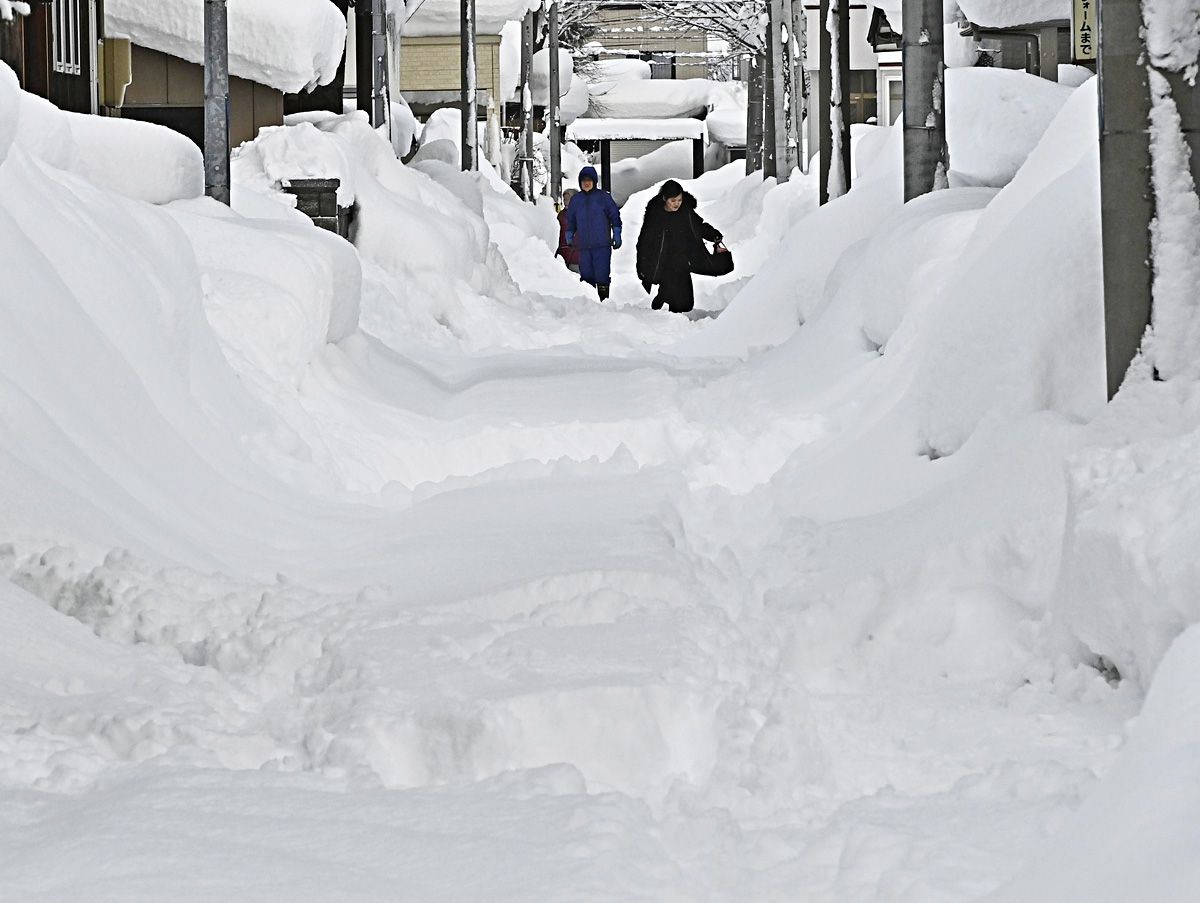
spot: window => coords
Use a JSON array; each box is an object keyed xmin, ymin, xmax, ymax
[
  {"xmin": 51, "ymin": 0, "xmax": 82, "ymax": 76},
  {"xmin": 847, "ymin": 70, "xmax": 877, "ymax": 125}
]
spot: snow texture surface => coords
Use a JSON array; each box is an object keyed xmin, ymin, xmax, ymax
[{"xmin": 105, "ymin": 0, "xmax": 347, "ymax": 93}]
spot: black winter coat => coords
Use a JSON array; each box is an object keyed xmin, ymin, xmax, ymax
[{"xmin": 636, "ymin": 191, "xmax": 723, "ymax": 285}]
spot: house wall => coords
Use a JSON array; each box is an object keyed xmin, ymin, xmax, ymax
[
  {"xmin": 120, "ymin": 44, "xmax": 283, "ymax": 147},
  {"xmin": 609, "ymin": 137, "xmax": 673, "ymax": 162},
  {"xmin": 397, "ymin": 34, "xmax": 503, "ymax": 107},
  {"xmin": 594, "ymin": 6, "xmax": 710, "ymax": 80}
]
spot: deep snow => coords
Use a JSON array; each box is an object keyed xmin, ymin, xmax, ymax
[{"xmin": 2, "ymin": 48, "xmax": 1200, "ymax": 903}]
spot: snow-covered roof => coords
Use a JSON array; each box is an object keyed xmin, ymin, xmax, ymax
[
  {"xmin": 871, "ymin": 0, "xmax": 1069, "ymax": 30},
  {"xmin": 566, "ymin": 118, "xmax": 705, "ymax": 142},
  {"xmin": 105, "ymin": 0, "xmax": 347, "ymax": 94},
  {"xmin": 587, "ymin": 79, "xmax": 715, "ymax": 120},
  {"xmin": 955, "ymin": 0, "xmax": 1071, "ymax": 27},
  {"xmin": 402, "ymin": 0, "xmax": 542, "ymax": 38}
]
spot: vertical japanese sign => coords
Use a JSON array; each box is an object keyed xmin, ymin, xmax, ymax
[{"xmin": 1073, "ymin": 0, "xmax": 1097, "ymax": 61}]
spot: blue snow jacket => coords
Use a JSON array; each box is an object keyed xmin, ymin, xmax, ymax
[{"xmin": 566, "ymin": 167, "xmax": 622, "ymax": 250}]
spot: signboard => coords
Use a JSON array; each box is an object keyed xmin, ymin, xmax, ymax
[{"xmin": 1073, "ymin": 0, "xmax": 1097, "ymax": 62}]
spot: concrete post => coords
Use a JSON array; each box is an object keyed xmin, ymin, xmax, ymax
[
  {"xmin": 460, "ymin": 0, "xmax": 477, "ymax": 170},
  {"xmin": 746, "ymin": 52, "xmax": 766, "ymax": 175},
  {"xmin": 902, "ymin": 0, "xmax": 947, "ymax": 201},
  {"xmin": 819, "ymin": 0, "xmax": 850, "ymax": 203},
  {"xmin": 354, "ymin": 0, "xmax": 386, "ymax": 126},
  {"xmin": 203, "ymin": 0, "xmax": 230, "ymax": 205},
  {"xmin": 1098, "ymin": 0, "xmax": 1153, "ymax": 398},
  {"xmin": 764, "ymin": 16, "xmax": 778, "ymax": 179},
  {"xmin": 768, "ymin": 0, "xmax": 790, "ymax": 181},
  {"xmin": 548, "ymin": 1, "xmax": 562, "ymax": 203}
]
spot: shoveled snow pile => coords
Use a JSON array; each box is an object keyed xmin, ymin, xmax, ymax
[
  {"xmin": 14, "ymin": 90, "xmax": 202, "ymax": 203},
  {"xmin": 105, "ymin": 0, "xmax": 347, "ymax": 93}
]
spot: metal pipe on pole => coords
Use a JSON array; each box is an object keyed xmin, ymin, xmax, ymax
[
  {"xmin": 819, "ymin": 0, "xmax": 850, "ymax": 203},
  {"xmin": 460, "ymin": 0, "xmax": 477, "ymax": 170},
  {"xmin": 764, "ymin": 17, "xmax": 778, "ymax": 179},
  {"xmin": 901, "ymin": 0, "xmax": 947, "ymax": 201},
  {"xmin": 519, "ymin": 9, "xmax": 535, "ymax": 200},
  {"xmin": 1098, "ymin": 0, "xmax": 1153, "ymax": 398},
  {"xmin": 372, "ymin": 0, "xmax": 389, "ymax": 127},
  {"xmin": 203, "ymin": 0, "xmax": 230, "ymax": 205},
  {"xmin": 547, "ymin": 1, "xmax": 562, "ymax": 204}
]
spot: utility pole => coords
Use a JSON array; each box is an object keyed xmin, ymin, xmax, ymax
[
  {"xmin": 460, "ymin": 0, "xmax": 477, "ymax": 170},
  {"xmin": 547, "ymin": 1, "xmax": 562, "ymax": 204},
  {"xmin": 519, "ymin": 9, "xmax": 535, "ymax": 200},
  {"xmin": 819, "ymin": 0, "xmax": 850, "ymax": 203},
  {"xmin": 746, "ymin": 52, "xmax": 766, "ymax": 175},
  {"xmin": 203, "ymin": 0, "xmax": 230, "ymax": 205},
  {"xmin": 902, "ymin": 0, "xmax": 947, "ymax": 201},
  {"xmin": 356, "ymin": 0, "xmax": 386, "ymax": 126},
  {"xmin": 768, "ymin": 0, "xmax": 789, "ymax": 181},
  {"xmin": 764, "ymin": 16, "xmax": 778, "ymax": 179},
  {"xmin": 790, "ymin": 0, "xmax": 808, "ymax": 174},
  {"xmin": 1096, "ymin": 0, "xmax": 1151, "ymax": 397}
]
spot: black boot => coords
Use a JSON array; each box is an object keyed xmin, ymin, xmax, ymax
[{"xmin": 598, "ymin": 283, "xmax": 610, "ymax": 301}]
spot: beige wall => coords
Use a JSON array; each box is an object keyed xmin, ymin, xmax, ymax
[
  {"xmin": 122, "ymin": 44, "xmax": 283, "ymax": 146},
  {"xmin": 595, "ymin": 9, "xmax": 710, "ymax": 80},
  {"xmin": 399, "ymin": 35, "xmax": 502, "ymax": 101}
]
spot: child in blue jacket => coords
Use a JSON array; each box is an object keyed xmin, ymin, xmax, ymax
[{"xmin": 565, "ymin": 166, "xmax": 622, "ymax": 300}]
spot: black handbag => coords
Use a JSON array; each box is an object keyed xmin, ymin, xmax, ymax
[{"xmin": 690, "ymin": 241, "xmax": 735, "ymax": 277}]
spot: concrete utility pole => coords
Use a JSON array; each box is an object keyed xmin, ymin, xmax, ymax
[
  {"xmin": 1097, "ymin": 0, "xmax": 1200, "ymax": 399},
  {"xmin": 356, "ymin": 0, "xmax": 386, "ymax": 126},
  {"xmin": 902, "ymin": 0, "xmax": 948, "ymax": 201},
  {"xmin": 790, "ymin": 0, "xmax": 808, "ymax": 174},
  {"xmin": 746, "ymin": 52, "xmax": 766, "ymax": 175},
  {"xmin": 819, "ymin": 0, "xmax": 850, "ymax": 203},
  {"xmin": 203, "ymin": 0, "xmax": 230, "ymax": 205},
  {"xmin": 460, "ymin": 0, "xmax": 477, "ymax": 170},
  {"xmin": 764, "ymin": 15, "xmax": 778, "ymax": 178},
  {"xmin": 768, "ymin": 0, "xmax": 790, "ymax": 181},
  {"xmin": 519, "ymin": 9, "xmax": 535, "ymax": 200},
  {"xmin": 547, "ymin": 1, "xmax": 562, "ymax": 204}
]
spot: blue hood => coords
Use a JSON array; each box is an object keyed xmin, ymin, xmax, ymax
[{"xmin": 578, "ymin": 166, "xmax": 599, "ymax": 188}]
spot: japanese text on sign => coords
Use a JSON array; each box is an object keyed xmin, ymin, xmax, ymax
[{"xmin": 1073, "ymin": 0, "xmax": 1097, "ymax": 61}]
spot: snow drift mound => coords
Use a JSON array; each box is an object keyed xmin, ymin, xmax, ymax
[
  {"xmin": 3, "ymin": 63, "xmax": 201, "ymax": 204},
  {"xmin": 913, "ymin": 80, "xmax": 1106, "ymax": 456}
]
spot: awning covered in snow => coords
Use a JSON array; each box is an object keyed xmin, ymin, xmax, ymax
[{"xmin": 566, "ymin": 118, "xmax": 706, "ymax": 142}]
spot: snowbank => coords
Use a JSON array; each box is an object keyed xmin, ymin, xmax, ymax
[
  {"xmin": 985, "ymin": 624, "xmax": 1200, "ymax": 903},
  {"xmin": 529, "ymin": 47, "xmax": 575, "ymax": 106},
  {"xmin": 105, "ymin": 0, "xmax": 347, "ymax": 93},
  {"xmin": 913, "ymin": 80, "xmax": 1106, "ymax": 455},
  {"xmin": 13, "ymin": 83, "xmax": 202, "ymax": 203},
  {"xmin": 946, "ymin": 67, "xmax": 1076, "ymax": 187}
]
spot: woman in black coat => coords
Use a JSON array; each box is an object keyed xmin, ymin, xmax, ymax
[{"xmin": 636, "ymin": 179, "xmax": 724, "ymax": 313}]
